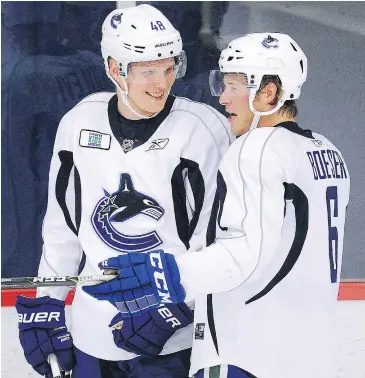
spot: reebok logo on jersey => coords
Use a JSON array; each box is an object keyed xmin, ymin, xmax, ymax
[
  {"xmin": 79, "ymin": 130, "xmax": 111, "ymax": 150},
  {"xmin": 195, "ymin": 323, "xmax": 205, "ymax": 340},
  {"xmin": 311, "ymin": 139, "xmax": 327, "ymax": 148},
  {"xmin": 146, "ymin": 138, "xmax": 169, "ymax": 151}
]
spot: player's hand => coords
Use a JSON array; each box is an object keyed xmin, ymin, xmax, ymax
[
  {"xmin": 109, "ymin": 302, "xmax": 193, "ymax": 357},
  {"xmin": 15, "ymin": 296, "xmax": 75, "ymax": 377},
  {"xmin": 82, "ymin": 250, "xmax": 186, "ymax": 317}
]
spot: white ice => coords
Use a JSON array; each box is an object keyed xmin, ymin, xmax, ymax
[{"xmin": 1, "ymin": 301, "xmax": 365, "ymax": 377}]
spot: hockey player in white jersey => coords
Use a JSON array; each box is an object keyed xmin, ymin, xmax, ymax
[
  {"xmin": 85, "ymin": 33, "xmax": 351, "ymax": 378},
  {"xmin": 14, "ymin": 5, "xmax": 233, "ymax": 378}
]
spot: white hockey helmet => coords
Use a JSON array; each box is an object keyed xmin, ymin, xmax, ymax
[
  {"xmin": 101, "ymin": 4, "xmax": 187, "ymax": 119},
  {"xmin": 210, "ymin": 33, "xmax": 307, "ymax": 120},
  {"xmin": 101, "ymin": 4, "xmax": 186, "ymax": 79}
]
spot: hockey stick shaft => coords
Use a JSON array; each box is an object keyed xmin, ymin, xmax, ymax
[
  {"xmin": 1, "ymin": 274, "xmax": 117, "ymax": 289},
  {"xmin": 48, "ymin": 354, "xmax": 70, "ymax": 378}
]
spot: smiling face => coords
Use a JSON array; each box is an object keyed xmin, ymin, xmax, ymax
[
  {"xmin": 126, "ymin": 58, "xmax": 177, "ymax": 114},
  {"xmin": 219, "ymin": 73, "xmax": 254, "ymax": 136},
  {"xmin": 109, "ymin": 57, "xmax": 177, "ymax": 118}
]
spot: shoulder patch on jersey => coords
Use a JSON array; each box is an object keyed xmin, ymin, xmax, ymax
[
  {"xmin": 311, "ymin": 139, "xmax": 327, "ymax": 148},
  {"xmin": 145, "ymin": 138, "xmax": 169, "ymax": 151},
  {"xmin": 79, "ymin": 129, "xmax": 111, "ymax": 150}
]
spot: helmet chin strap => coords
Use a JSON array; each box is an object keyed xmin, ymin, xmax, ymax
[
  {"xmin": 118, "ymin": 77, "xmax": 162, "ymax": 120},
  {"xmin": 248, "ymin": 93, "xmax": 285, "ymax": 131},
  {"xmin": 249, "ymin": 113, "xmax": 261, "ymax": 131},
  {"xmin": 107, "ymin": 72, "xmax": 163, "ymax": 120}
]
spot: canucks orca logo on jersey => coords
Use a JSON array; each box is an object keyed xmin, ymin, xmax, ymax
[{"xmin": 91, "ymin": 173, "xmax": 164, "ymax": 253}]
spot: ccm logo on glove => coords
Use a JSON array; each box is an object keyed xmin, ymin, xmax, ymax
[
  {"xmin": 157, "ymin": 304, "xmax": 181, "ymax": 328},
  {"xmin": 149, "ymin": 252, "xmax": 172, "ymax": 304},
  {"xmin": 18, "ymin": 312, "xmax": 60, "ymax": 323}
]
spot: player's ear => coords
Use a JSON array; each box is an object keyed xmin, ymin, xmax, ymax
[
  {"xmin": 262, "ymin": 82, "xmax": 278, "ymax": 105},
  {"xmin": 109, "ymin": 58, "xmax": 126, "ymax": 91},
  {"xmin": 108, "ymin": 58, "xmax": 117, "ymax": 77}
]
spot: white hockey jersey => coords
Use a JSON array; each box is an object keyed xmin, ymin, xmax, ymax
[
  {"xmin": 37, "ymin": 92, "xmax": 233, "ymax": 360},
  {"xmin": 176, "ymin": 122, "xmax": 350, "ymax": 378}
]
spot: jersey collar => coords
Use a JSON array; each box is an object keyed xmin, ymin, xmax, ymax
[
  {"xmin": 274, "ymin": 121, "xmax": 314, "ymax": 139},
  {"xmin": 108, "ymin": 94, "xmax": 176, "ymax": 149}
]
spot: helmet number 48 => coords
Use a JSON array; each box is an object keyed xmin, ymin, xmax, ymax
[{"xmin": 151, "ymin": 21, "xmax": 166, "ymax": 31}]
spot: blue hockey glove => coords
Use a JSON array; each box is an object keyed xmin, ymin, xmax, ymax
[
  {"xmin": 15, "ymin": 296, "xmax": 75, "ymax": 377},
  {"xmin": 82, "ymin": 250, "xmax": 186, "ymax": 316},
  {"xmin": 109, "ymin": 302, "xmax": 193, "ymax": 357}
]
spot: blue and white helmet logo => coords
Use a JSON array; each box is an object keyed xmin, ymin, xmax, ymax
[
  {"xmin": 110, "ymin": 13, "xmax": 123, "ymax": 29},
  {"xmin": 91, "ymin": 173, "xmax": 164, "ymax": 253},
  {"xmin": 262, "ymin": 35, "xmax": 279, "ymax": 49}
]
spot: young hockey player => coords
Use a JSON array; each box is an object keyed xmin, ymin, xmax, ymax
[
  {"xmin": 87, "ymin": 33, "xmax": 351, "ymax": 378},
  {"xmin": 15, "ymin": 5, "xmax": 232, "ymax": 378}
]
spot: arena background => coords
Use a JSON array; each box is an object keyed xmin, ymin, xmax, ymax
[{"xmin": 1, "ymin": 2, "xmax": 364, "ymax": 301}]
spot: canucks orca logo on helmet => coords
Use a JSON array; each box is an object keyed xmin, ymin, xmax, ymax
[
  {"xmin": 262, "ymin": 35, "xmax": 279, "ymax": 49},
  {"xmin": 110, "ymin": 12, "xmax": 123, "ymax": 29},
  {"xmin": 91, "ymin": 173, "xmax": 164, "ymax": 252}
]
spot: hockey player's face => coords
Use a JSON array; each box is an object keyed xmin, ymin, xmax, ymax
[
  {"xmin": 219, "ymin": 74, "xmax": 253, "ymax": 136},
  {"xmin": 126, "ymin": 58, "xmax": 176, "ymax": 115}
]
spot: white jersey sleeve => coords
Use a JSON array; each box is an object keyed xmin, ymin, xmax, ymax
[
  {"xmin": 177, "ymin": 128, "xmax": 286, "ymax": 299},
  {"xmin": 172, "ymin": 99, "xmax": 234, "ymax": 253},
  {"xmin": 37, "ymin": 111, "xmax": 83, "ymax": 300}
]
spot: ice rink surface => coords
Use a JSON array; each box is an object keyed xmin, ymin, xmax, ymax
[{"xmin": 1, "ymin": 301, "xmax": 364, "ymax": 378}]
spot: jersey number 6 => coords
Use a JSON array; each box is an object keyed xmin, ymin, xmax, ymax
[{"xmin": 326, "ymin": 186, "xmax": 338, "ymax": 283}]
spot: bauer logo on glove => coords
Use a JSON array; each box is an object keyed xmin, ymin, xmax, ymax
[{"xmin": 18, "ymin": 311, "xmax": 61, "ymax": 324}]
